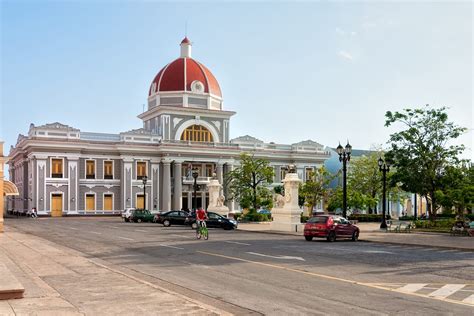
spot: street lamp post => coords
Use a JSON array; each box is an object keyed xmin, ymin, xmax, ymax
[
  {"xmin": 192, "ymin": 170, "xmax": 199, "ymax": 211},
  {"xmin": 378, "ymin": 157, "xmax": 390, "ymax": 229},
  {"xmin": 336, "ymin": 141, "xmax": 352, "ymax": 218},
  {"xmin": 142, "ymin": 175, "xmax": 148, "ymax": 210}
]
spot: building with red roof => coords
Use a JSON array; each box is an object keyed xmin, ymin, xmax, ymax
[{"xmin": 7, "ymin": 38, "xmax": 330, "ymax": 216}]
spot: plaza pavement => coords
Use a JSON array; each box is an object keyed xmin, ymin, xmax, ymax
[
  {"xmin": 0, "ymin": 226, "xmax": 230, "ymax": 315},
  {"xmin": 0, "ymin": 220, "xmax": 472, "ymax": 315}
]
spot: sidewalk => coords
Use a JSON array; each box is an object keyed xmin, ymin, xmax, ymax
[
  {"xmin": 237, "ymin": 222, "xmax": 474, "ymax": 251},
  {"xmin": 0, "ymin": 227, "xmax": 229, "ymax": 315}
]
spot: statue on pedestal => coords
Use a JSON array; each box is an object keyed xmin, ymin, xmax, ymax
[{"xmin": 207, "ymin": 178, "xmax": 229, "ymax": 217}]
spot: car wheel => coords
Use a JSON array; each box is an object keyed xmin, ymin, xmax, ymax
[
  {"xmin": 352, "ymin": 231, "xmax": 359, "ymax": 241},
  {"xmin": 305, "ymin": 236, "xmax": 313, "ymax": 241},
  {"xmin": 137, "ymin": 219, "xmax": 142, "ymax": 223},
  {"xmin": 163, "ymin": 220, "xmax": 171, "ymax": 227},
  {"xmin": 191, "ymin": 223, "xmax": 198, "ymax": 230},
  {"xmin": 327, "ymin": 231, "xmax": 336, "ymax": 242}
]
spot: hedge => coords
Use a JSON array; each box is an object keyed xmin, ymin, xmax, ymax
[
  {"xmin": 348, "ymin": 214, "xmax": 392, "ymax": 222},
  {"xmin": 400, "ymin": 214, "xmax": 474, "ymax": 221}
]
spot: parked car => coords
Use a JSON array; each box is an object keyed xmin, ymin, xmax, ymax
[
  {"xmin": 154, "ymin": 210, "xmax": 189, "ymax": 227},
  {"xmin": 122, "ymin": 208, "xmax": 135, "ymax": 222},
  {"xmin": 304, "ymin": 215, "xmax": 359, "ymax": 242},
  {"xmin": 185, "ymin": 211, "xmax": 238, "ymax": 230},
  {"xmin": 129, "ymin": 209, "xmax": 154, "ymax": 223}
]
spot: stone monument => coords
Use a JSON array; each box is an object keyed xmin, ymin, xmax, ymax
[
  {"xmin": 207, "ymin": 176, "xmax": 229, "ymax": 217},
  {"xmin": 271, "ymin": 165, "xmax": 303, "ymax": 232}
]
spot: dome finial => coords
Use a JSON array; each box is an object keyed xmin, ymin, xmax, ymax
[{"xmin": 180, "ymin": 37, "xmax": 192, "ymax": 58}]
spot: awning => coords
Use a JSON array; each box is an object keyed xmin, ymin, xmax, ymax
[{"xmin": 3, "ymin": 180, "xmax": 19, "ymax": 196}]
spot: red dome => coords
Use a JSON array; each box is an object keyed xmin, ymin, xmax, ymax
[{"xmin": 149, "ymin": 57, "xmax": 222, "ymax": 97}]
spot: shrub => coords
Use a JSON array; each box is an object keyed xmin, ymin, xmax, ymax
[
  {"xmin": 348, "ymin": 214, "xmax": 391, "ymax": 222},
  {"xmin": 301, "ymin": 215, "xmax": 309, "ymax": 223},
  {"xmin": 243, "ymin": 211, "xmax": 270, "ymax": 222},
  {"xmin": 414, "ymin": 218, "xmax": 455, "ymax": 229}
]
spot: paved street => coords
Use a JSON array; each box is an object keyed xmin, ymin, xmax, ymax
[{"xmin": 2, "ymin": 217, "xmax": 474, "ymax": 315}]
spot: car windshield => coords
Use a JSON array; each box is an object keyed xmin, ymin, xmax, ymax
[{"xmin": 307, "ymin": 216, "xmax": 328, "ymax": 223}]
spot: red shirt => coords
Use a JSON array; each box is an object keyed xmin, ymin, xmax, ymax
[{"xmin": 196, "ymin": 209, "xmax": 207, "ymax": 221}]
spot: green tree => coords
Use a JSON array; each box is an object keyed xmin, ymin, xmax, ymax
[
  {"xmin": 385, "ymin": 105, "xmax": 466, "ymax": 219},
  {"xmin": 300, "ymin": 166, "xmax": 335, "ymax": 216},
  {"xmin": 327, "ymin": 187, "xmax": 377, "ymax": 213},
  {"xmin": 436, "ymin": 163, "xmax": 474, "ymax": 215},
  {"xmin": 347, "ymin": 151, "xmax": 383, "ymax": 214},
  {"xmin": 227, "ymin": 153, "xmax": 274, "ymax": 211}
]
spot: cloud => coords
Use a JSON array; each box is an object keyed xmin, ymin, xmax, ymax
[
  {"xmin": 336, "ymin": 27, "xmax": 357, "ymax": 37},
  {"xmin": 362, "ymin": 21, "xmax": 377, "ymax": 29},
  {"xmin": 338, "ymin": 50, "xmax": 353, "ymax": 61}
]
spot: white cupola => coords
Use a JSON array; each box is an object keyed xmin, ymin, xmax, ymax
[{"xmin": 180, "ymin": 37, "xmax": 192, "ymax": 58}]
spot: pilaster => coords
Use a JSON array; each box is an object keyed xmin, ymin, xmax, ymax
[
  {"xmin": 173, "ymin": 161, "xmax": 182, "ymax": 210},
  {"xmin": 161, "ymin": 159, "xmax": 171, "ymax": 211}
]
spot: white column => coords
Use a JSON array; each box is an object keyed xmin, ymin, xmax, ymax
[
  {"xmin": 162, "ymin": 159, "xmax": 171, "ymax": 211},
  {"xmin": 201, "ymin": 191, "xmax": 206, "ymax": 210},
  {"xmin": 216, "ymin": 163, "xmax": 223, "ymax": 186},
  {"xmin": 225, "ymin": 164, "xmax": 235, "ymax": 212},
  {"xmin": 173, "ymin": 161, "xmax": 182, "ymax": 210}
]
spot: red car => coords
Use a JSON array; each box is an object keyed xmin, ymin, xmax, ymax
[{"xmin": 304, "ymin": 215, "xmax": 359, "ymax": 242}]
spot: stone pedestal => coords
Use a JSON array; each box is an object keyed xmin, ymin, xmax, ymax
[
  {"xmin": 207, "ymin": 179, "xmax": 229, "ymax": 217},
  {"xmin": 271, "ymin": 172, "xmax": 303, "ymax": 232}
]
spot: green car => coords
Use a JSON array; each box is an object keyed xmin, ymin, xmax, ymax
[{"xmin": 129, "ymin": 209, "xmax": 154, "ymax": 223}]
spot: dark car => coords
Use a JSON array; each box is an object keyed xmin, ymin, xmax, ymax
[
  {"xmin": 304, "ymin": 215, "xmax": 359, "ymax": 242},
  {"xmin": 154, "ymin": 210, "xmax": 189, "ymax": 227},
  {"xmin": 129, "ymin": 209, "xmax": 154, "ymax": 223},
  {"xmin": 185, "ymin": 211, "xmax": 238, "ymax": 230}
]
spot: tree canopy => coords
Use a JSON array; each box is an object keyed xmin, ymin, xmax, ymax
[
  {"xmin": 300, "ymin": 166, "xmax": 334, "ymax": 215},
  {"xmin": 226, "ymin": 153, "xmax": 274, "ymax": 211},
  {"xmin": 384, "ymin": 105, "xmax": 466, "ymax": 218}
]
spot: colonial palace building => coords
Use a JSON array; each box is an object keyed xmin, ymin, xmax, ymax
[{"xmin": 8, "ymin": 38, "xmax": 331, "ymax": 216}]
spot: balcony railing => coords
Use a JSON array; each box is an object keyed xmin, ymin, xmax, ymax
[{"xmin": 182, "ymin": 176, "xmax": 213, "ymax": 184}]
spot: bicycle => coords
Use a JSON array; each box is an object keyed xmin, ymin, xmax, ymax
[{"xmin": 196, "ymin": 221, "xmax": 209, "ymax": 240}]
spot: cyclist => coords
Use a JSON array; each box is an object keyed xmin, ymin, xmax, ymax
[{"xmin": 196, "ymin": 207, "xmax": 208, "ymax": 229}]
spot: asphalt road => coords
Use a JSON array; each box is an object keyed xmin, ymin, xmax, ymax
[{"xmin": 6, "ymin": 217, "xmax": 474, "ymax": 315}]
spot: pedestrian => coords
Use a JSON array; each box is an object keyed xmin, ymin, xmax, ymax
[{"xmin": 31, "ymin": 207, "xmax": 37, "ymax": 218}]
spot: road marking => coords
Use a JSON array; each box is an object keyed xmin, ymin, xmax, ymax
[
  {"xmin": 428, "ymin": 284, "xmax": 465, "ymax": 299},
  {"xmin": 246, "ymin": 252, "xmax": 305, "ymax": 261},
  {"xmin": 462, "ymin": 294, "xmax": 474, "ymax": 304},
  {"xmin": 397, "ymin": 284, "xmax": 428, "ymax": 293},
  {"xmin": 135, "ymin": 229, "xmax": 148, "ymax": 233},
  {"xmin": 197, "ymin": 251, "xmax": 474, "ymax": 307},
  {"xmin": 111, "ymin": 226, "xmax": 120, "ymax": 229},
  {"xmin": 90, "ymin": 231, "xmax": 101, "ymax": 235},
  {"xmin": 160, "ymin": 244, "xmax": 184, "ymax": 250},
  {"xmin": 118, "ymin": 236, "xmax": 134, "ymax": 241},
  {"xmin": 68, "ymin": 227, "xmax": 78, "ymax": 230},
  {"xmin": 225, "ymin": 241, "xmax": 251, "ymax": 246}
]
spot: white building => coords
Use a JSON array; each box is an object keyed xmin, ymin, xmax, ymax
[{"xmin": 8, "ymin": 38, "xmax": 331, "ymax": 216}]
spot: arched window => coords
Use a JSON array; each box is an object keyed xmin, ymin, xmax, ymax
[{"xmin": 180, "ymin": 125, "xmax": 214, "ymax": 142}]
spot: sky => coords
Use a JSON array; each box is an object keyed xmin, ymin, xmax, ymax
[{"xmin": 1, "ymin": 1, "xmax": 473, "ymax": 162}]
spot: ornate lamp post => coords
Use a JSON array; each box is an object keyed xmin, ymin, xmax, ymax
[
  {"xmin": 378, "ymin": 157, "xmax": 390, "ymax": 229},
  {"xmin": 192, "ymin": 170, "xmax": 199, "ymax": 211},
  {"xmin": 142, "ymin": 175, "xmax": 148, "ymax": 210},
  {"xmin": 336, "ymin": 141, "xmax": 352, "ymax": 218}
]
